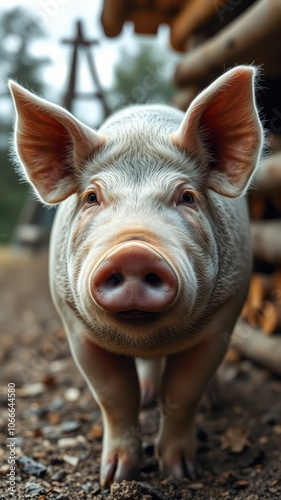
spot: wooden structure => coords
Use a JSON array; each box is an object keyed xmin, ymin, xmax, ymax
[
  {"xmin": 225, "ymin": 153, "xmax": 281, "ymax": 374},
  {"xmin": 62, "ymin": 20, "xmax": 110, "ymax": 118},
  {"xmin": 101, "ymin": 0, "xmax": 252, "ymax": 52}
]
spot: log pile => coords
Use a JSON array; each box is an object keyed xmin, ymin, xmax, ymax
[
  {"xmin": 227, "ymin": 153, "xmax": 281, "ymax": 374},
  {"xmin": 241, "ymin": 271, "xmax": 281, "ymax": 334},
  {"xmin": 101, "ymin": 0, "xmax": 238, "ymax": 51}
]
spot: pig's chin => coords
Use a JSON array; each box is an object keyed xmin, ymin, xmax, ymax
[
  {"xmin": 114, "ymin": 310, "xmax": 159, "ymax": 322},
  {"xmin": 88, "ymin": 316, "xmax": 197, "ymax": 358},
  {"xmin": 84, "ymin": 304, "xmax": 201, "ymax": 357}
]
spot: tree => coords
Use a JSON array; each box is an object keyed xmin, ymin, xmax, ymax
[
  {"xmin": 0, "ymin": 7, "xmax": 49, "ymax": 243},
  {"xmin": 108, "ymin": 40, "xmax": 177, "ymax": 111}
]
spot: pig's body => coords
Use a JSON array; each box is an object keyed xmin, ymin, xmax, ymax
[{"xmin": 10, "ymin": 67, "xmax": 263, "ymax": 487}]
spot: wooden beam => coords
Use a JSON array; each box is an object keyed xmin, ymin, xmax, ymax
[{"xmin": 232, "ymin": 319, "xmax": 281, "ymax": 376}]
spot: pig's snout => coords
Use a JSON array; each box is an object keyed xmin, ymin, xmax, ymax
[{"xmin": 90, "ymin": 243, "xmax": 178, "ymax": 314}]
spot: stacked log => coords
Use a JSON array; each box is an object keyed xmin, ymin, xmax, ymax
[
  {"xmin": 226, "ymin": 153, "xmax": 281, "ymax": 374},
  {"xmin": 241, "ymin": 271, "xmax": 281, "ymax": 334}
]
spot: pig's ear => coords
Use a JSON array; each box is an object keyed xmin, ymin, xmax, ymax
[
  {"xmin": 9, "ymin": 81, "xmax": 107, "ymax": 204},
  {"xmin": 171, "ymin": 66, "xmax": 263, "ymax": 197}
]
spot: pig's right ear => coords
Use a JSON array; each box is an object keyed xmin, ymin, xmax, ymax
[
  {"xmin": 170, "ymin": 66, "xmax": 263, "ymax": 198},
  {"xmin": 9, "ymin": 81, "xmax": 107, "ymax": 204}
]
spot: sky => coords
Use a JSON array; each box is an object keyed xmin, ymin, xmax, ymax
[{"xmin": 0, "ymin": 0, "xmax": 174, "ymax": 125}]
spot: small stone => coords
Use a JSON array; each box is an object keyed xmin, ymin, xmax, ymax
[
  {"xmin": 110, "ymin": 483, "xmax": 121, "ymax": 492},
  {"xmin": 77, "ymin": 435, "xmax": 87, "ymax": 444},
  {"xmin": 51, "ymin": 469, "xmax": 66, "ymax": 482},
  {"xmin": 17, "ymin": 383, "xmax": 45, "ymax": 397},
  {"xmin": 60, "ymin": 420, "xmax": 81, "ymax": 433},
  {"xmin": 42, "ymin": 425, "xmax": 61, "ymax": 439},
  {"xmin": 48, "ymin": 412, "xmax": 61, "ymax": 426},
  {"xmin": 139, "ymin": 481, "xmax": 166, "ymax": 499},
  {"xmin": 17, "ymin": 455, "xmax": 47, "ymax": 477},
  {"xmin": 88, "ymin": 424, "xmax": 103, "ymax": 439},
  {"xmin": 79, "ymin": 450, "xmax": 91, "ymax": 461},
  {"xmin": 82, "ymin": 481, "xmax": 94, "ymax": 492},
  {"xmin": 273, "ymin": 424, "xmax": 281, "ymax": 434},
  {"xmin": 57, "ymin": 437, "xmax": 80, "ymax": 448},
  {"xmin": 42, "ymin": 439, "xmax": 51, "ymax": 447},
  {"xmin": 25, "ymin": 481, "xmax": 46, "ymax": 496},
  {"xmin": 0, "ymin": 464, "xmax": 9, "ymax": 474},
  {"xmin": 33, "ymin": 427, "xmax": 43, "ymax": 438},
  {"xmin": 42, "ymin": 420, "xmax": 82, "ymax": 439},
  {"xmin": 50, "ymin": 398, "xmax": 64, "ymax": 410},
  {"xmin": 30, "ymin": 405, "xmax": 49, "ymax": 418},
  {"xmin": 188, "ymin": 482, "xmax": 204, "ymax": 490},
  {"xmin": 62, "ymin": 454, "xmax": 80, "ymax": 467},
  {"xmin": 161, "ymin": 476, "xmax": 174, "ymax": 484},
  {"xmin": 41, "ymin": 480, "xmax": 51, "ymax": 488},
  {"xmin": 64, "ymin": 387, "xmax": 81, "ymax": 402},
  {"xmin": 92, "ymin": 482, "xmax": 102, "ymax": 495},
  {"xmin": 15, "ymin": 446, "xmax": 23, "ymax": 456},
  {"xmin": 233, "ymin": 480, "xmax": 249, "ymax": 490}
]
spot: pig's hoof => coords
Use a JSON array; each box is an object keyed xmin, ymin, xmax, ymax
[
  {"xmin": 156, "ymin": 440, "xmax": 197, "ymax": 480},
  {"xmin": 100, "ymin": 450, "xmax": 141, "ymax": 488},
  {"xmin": 160, "ymin": 453, "xmax": 197, "ymax": 480}
]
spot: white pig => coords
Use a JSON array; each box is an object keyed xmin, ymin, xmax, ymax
[{"xmin": 9, "ymin": 66, "xmax": 263, "ymax": 487}]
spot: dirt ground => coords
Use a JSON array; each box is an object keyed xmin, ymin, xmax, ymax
[{"xmin": 0, "ymin": 248, "xmax": 280, "ymax": 500}]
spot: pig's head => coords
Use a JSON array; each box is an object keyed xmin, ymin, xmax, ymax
[{"xmin": 9, "ymin": 66, "xmax": 263, "ymax": 357}]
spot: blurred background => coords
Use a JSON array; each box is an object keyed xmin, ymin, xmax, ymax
[{"xmin": 0, "ymin": 1, "xmax": 281, "ymax": 498}]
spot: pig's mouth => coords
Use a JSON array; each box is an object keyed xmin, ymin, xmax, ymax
[{"xmin": 114, "ymin": 310, "xmax": 158, "ymax": 322}]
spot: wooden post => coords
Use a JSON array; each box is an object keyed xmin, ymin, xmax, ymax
[{"xmin": 62, "ymin": 20, "xmax": 110, "ymax": 119}]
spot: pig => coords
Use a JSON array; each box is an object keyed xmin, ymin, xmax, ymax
[{"xmin": 9, "ymin": 66, "xmax": 263, "ymax": 487}]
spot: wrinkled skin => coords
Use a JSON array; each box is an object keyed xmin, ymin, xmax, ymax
[{"xmin": 9, "ymin": 66, "xmax": 263, "ymax": 487}]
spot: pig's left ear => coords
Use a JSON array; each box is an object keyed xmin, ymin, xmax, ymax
[
  {"xmin": 9, "ymin": 81, "xmax": 107, "ymax": 204},
  {"xmin": 170, "ymin": 66, "xmax": 263, "ymax": 197}
]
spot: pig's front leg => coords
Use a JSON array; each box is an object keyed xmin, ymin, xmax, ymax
[
  {"xmin": 69, "ymin": 333, "xmax": 142, "ymax": 487},
  {"xmin": 156, "ymin": 329, "xmax": 228, "ymax": 479}
]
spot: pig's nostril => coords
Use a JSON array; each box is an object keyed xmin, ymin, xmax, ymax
[
  {"xmin": 108, "ymin": 273, "xmax": 124, "ymax": 287},
  {"xmin": 145, "ymin": 273, "xmax": 162, "ymax": 287}
]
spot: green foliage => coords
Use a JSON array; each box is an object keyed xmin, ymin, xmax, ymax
[
  {"xmin": 0, "ymin": 7, "xmax": 49, "ymax": 243},
  {"xmin": 108, "ymin": 40, "xmax": 177, "ymax": 111},
  {"xmin": 0, "ymin": 155, "xmax": 29, "ymax": 243}
]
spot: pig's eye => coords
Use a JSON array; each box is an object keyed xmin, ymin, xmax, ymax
[
  {"xmin": 181, "ymin": 192, "xmax": 194, "ymax": 204},
  {"xmin": 87, "ymin": 193, "xmax": 98, "ymax": 204}
]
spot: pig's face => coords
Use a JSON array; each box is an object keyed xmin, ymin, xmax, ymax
[
  {"xmin": 67, "ymin": 111, "xmax": 219, "ymax": 356},
  {"xmin": 9, "ymin": 66, "xmax": 263, "ymax": 357}
]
